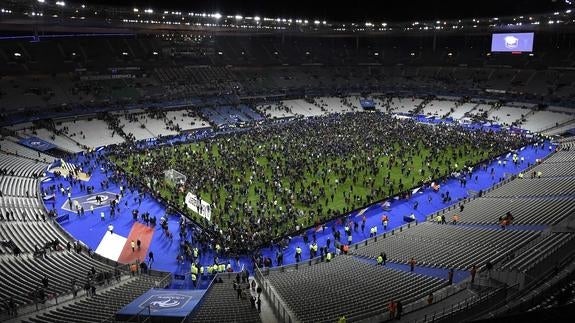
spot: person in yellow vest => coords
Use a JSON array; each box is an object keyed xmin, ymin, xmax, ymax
[
  {"xmin": 218, "ymin": 263, "xmax": 225, "ymax": 272},
  {"xmin": 295, "ymin": 246, "xmax": 302, "ymax": 262},
  {"xmin": 199, "ymin": 266, "xmax": 204, "ymax": 276},
  {"xmin": 338, "ymin": 315, "xmax": 346, "ymax": 323},
  {"xmin": 191, "ymin": 273, "xmax": 197, "ymax": 288},
  {"xmin": 377, "ymin": 254, "xmax": 383, "ymax": 265},
  {"xmin": 191, "ymin": 264, "xmax": 198, "ymax": 275},
  {"xmin": 193, "ymin": 247, "xmax": 199, "ymax": 259},
  {"xmin": 207, "ymin": 265, "xmax": 213, "ymax": 275},
  {"xmin": 326, "ymin": 252, "xmax": 332, "ymax": 262},
  {"xmin": 212, "ymin": 264, "xmax": 218, "ymax": 274}
]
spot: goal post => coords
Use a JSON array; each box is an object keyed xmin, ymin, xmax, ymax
[{"xmin": 164, "ymin": 169, "xmax": 187, "ymax": 186}]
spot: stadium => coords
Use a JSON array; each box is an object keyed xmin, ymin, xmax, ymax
[{"xmin": 0, "ymin": 0, "xmax": 574, "ymax": 322}]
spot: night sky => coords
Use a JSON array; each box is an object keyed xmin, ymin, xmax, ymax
[{"xmin": 83, "ymin": 0, "xmax": 566, "ymax": 22}]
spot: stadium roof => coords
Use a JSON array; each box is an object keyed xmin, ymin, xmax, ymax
[
  {"xmin": 78, "ymin": 0, "xmax": 567, "ymax": 22},
  {"xmin": 1, "ymin": 0, "xmax": 574, "ymax": 35}
]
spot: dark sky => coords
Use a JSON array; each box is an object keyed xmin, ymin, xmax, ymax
[{"xmin": 85, "ymin": 0, "xmax": 565, "ymax": 22}]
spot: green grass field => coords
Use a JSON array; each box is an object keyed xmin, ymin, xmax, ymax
[{"xmin": 111, "ymin": 116, "xmax": 505, "ymax": 237}]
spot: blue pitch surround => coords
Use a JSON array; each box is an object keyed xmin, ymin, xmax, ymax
[{"xmin": 41, "ymin": 130, "xmax": 556, "ymax": 287}]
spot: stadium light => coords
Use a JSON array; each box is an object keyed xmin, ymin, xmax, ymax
[
  {"xmin": 37, "ymin": 0, "xmax": 45, "ymax": 3},
  {"xmin": 254, "ymin": 16, "xmax": 260, "ymax": 21},
  {"xmin": 55, "ymin": 1, "xmax": 65, "ymax": 6},
  {"xmin": 235, "ymin": 15, "xmax": 243, "ymax": 20},
  {"xmin": 152, "ymin": 51, "xmax": 158, "ymax": 55},
  {"xmin": 122, "ymin": 52, "xmax": 128, "ymax": 56},
  {"xmin": 314, "ymin": 20, "xmax": 320, "ymax": 25},
  {"xmin": 144, "ymin": 9, "xmax": 154, "ymax": 14},
  {"xmin": 133, "ymin": 8, "xmax": 139, "ymax": 13},
  {"xmin": 213, "ymin": 13, "xmax": 222, "ymax": 19},
  {"xmin": 14, "ymin": 52, "xmax": 21, "ymax": 57}
]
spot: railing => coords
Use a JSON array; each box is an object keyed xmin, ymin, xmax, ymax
[
  {"xmin": 410, "ymin": 283, "xmax": 512, "ymax": 323},
  {"xmin": 254, "ymin": 264, "xmax": 298, "ymax": 323},
  {"xmin": 494, "ymin": 262, "xmax": 575, "ymax": 317},
  {"xmin": 401, "ymin": 284, "xmax": 467, "ymax": 319},
  {"xmin": 118, "ymin": 305, "xmax": 152, "ymax": 323}
]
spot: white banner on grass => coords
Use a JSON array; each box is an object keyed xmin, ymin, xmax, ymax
[{"xmin": 185, "ymin": 192, "xmax": 212, "ymax": 221}]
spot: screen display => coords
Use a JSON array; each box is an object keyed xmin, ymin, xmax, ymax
[{"xmin": 491, "ymin": 33, "xmax": 534, "ymax": 52}]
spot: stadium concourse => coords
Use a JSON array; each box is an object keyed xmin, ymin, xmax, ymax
[{"xmin": 39, "ymin": 124, "xmax": 555, "ymax": 289}]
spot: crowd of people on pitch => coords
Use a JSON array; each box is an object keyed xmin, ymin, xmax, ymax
[{"xmin": 109, "ymin": 112, "xmax": 532, "ymax": 256}]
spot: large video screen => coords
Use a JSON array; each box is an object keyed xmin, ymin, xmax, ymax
[{"xmin": 491, "ymin": 33, "xmax": 534, "ymax": 53}]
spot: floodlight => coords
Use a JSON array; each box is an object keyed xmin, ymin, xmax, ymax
[
  {"xmin": 254, "ymin": 16, "xmax": 260, "ymax": 21},
  {"xmin": 14, "ymin": 52, "xmax": 21, "ymax": 57},
  {"xmin": 37, "ymin": 0, "xmax": 45, "ymax": 3},
  {"xmin": 133, "ymin": 8, "xmax": 138, "ymax": 13},
  {"xmin": 235, "ymin": 15, "xmax": 243, "ymax": 20},
  {"xmin": 55, "ymin": 1, "xmax": 65, "ymax": 6},
  {"xmin": 213, "ymin": 13, "xmax": 222, "ymax": 19}
]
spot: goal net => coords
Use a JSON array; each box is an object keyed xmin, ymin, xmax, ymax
[{"xmin": 164, "ymin": 169, "xmax": 187, "ymax": 186}]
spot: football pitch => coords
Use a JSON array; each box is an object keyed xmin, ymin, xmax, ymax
[{"xmin": 111, "ymin": 113, "xmax": 525, "ymax": 238}]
